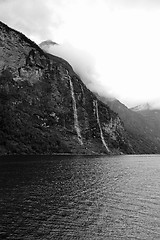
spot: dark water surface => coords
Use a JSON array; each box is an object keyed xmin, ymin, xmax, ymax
[{"xmin": 1, "ymin": 155, "xmax": 160, "ymax": 239}]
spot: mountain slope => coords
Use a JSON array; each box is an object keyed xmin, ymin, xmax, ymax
[
  {"xmin": 95, "ymin": 94, "xmax": 160, "ymax": 154},
  {"xmin": 132, "ymin": 104, "xmax": 160, "ymax": 141},
  {"xmin": 0, "ymin": 21, "xmax": 133, "ymax": 155}
]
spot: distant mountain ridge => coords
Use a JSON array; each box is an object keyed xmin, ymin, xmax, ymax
[
  {"xmin": 131, "ymin": 103, "xmax": 152, "ymax": 112},
  {"xmin": 131, "ymin": 101, "xmax": 160, "ymax": 111}
]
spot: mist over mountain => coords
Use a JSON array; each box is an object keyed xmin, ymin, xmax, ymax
[
  {"xmin": 39, "ymin": 40, "xmax": 113, "ymax": 99},
  {"xmin": 1, "ymin": 0, "xmax": 160, "ymax": 109}
]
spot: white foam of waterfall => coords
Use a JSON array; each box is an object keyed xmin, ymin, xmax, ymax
[
  {"xmin": 69, "ymin": 76, "xmax": 83, "ymax": 145},
  {"xmin": 94, "ymin": 100, "xmax": 110, "ymax": 152},
  {"xmin": 80, "ymin": 84, "xmax": 85, "ymax": 105}
]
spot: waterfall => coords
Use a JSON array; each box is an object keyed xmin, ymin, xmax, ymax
[
  {"xmin": 94, "ymin": 100, "xmax": 110, "ymax": 152},
  {"xmin": 80, "ymin": 84, "xmax": 85, "ymax": 105},
  {"xmin": 68, "ymin": 76, "xmax": 83, "ymax": 145}
]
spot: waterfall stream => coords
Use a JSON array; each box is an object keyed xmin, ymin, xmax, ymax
[
  {"xmin": 94, "ymin": 100, "xmax": 110, "ymax": 152},
  {"xmin": 80, "ymin": 84, "xmax": 85, "ymax": 105},
  {"xmin": 69, "ymin": 76, "xmax": 83, "ymax": 145}
]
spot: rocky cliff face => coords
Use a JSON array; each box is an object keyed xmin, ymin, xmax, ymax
[{"xmin": 0, "ymin": 21, "xmax": 133, "ymax": 155}]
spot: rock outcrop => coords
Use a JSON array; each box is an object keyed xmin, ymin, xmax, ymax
[{"xmin": 0, "ymin": 21, "xmax": 133, "ymax": 155}]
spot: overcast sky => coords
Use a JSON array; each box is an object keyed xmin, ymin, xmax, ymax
[{"xmin": 0, "ymin": 0, "xmax": 160, "ymax": 107}]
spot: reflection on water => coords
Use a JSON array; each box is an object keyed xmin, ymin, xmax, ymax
[{"xmin": 1, "ymin": 155, "xmax": 160, "ymax": 239}]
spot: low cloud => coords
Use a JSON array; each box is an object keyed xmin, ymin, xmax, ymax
[
  {"xmin": 40, "ymin": 40, "xmax": 111, "ymax": 97},
  {"xmin": 0, "ymin": 0, "xmax": 63, "ymax": 42},
  {"xmin": 0, "ymin": 0, "xmax": 115, "ymax": 99}
]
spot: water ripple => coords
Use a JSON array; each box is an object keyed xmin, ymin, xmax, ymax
[{"xmin": 1, "ymin": 155, "xmax": 160, "ymax": 239}]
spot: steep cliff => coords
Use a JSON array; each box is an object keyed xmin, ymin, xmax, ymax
[{"xmin": 0, "ymin": 21, "xmax": 133, "ymax": 155}]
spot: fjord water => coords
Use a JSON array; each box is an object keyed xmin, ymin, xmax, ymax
[{"xmin": 1, "ymin": 155, "xmax": 160, "ymax": 239}]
